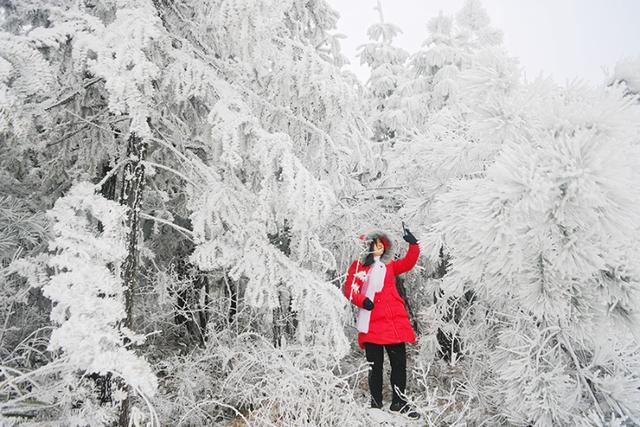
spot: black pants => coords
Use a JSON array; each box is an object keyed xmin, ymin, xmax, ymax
[{"xmin": 364, "ymin": 342, "xmax": 406, "ymax": 407}]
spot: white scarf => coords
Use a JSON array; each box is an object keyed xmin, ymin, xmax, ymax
[{"xmin": 355, "ymin": 256, "xmax": 386, "ymax": 333}]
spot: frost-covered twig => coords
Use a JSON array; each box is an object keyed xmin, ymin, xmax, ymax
[
  {"xmin": 94, "ymin": 159, "xmax": 130, "ymax": 190},
  {"xmin": 44, "ymin": 77, "xmax": 104, "ymax": 111},
  {"xmin": 140, "ymin": 213, "xmax": 194, "ymax": 240},
  {"xmin": 560, "ymin": 331, "xmax": 606, "ymax": 421},
  {"xmin": 176, "ymin": 399, "xmax": 248, "ymax": 427}
]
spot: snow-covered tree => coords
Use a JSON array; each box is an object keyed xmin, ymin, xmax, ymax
[
  {"xmin": 357, "ymin": 0, "xmax": 410, "ymax": 146},
  {"xmin": 383, "ymin": 1, "xmax": 515, "ymax": 241},
  {"xmin": 7, "ymin": 182, "xmax": 158, "ymax": 424},
  {"xmin": 404, "ymin": 0, "xmax": 503, "ymax": 127},
  {"xmin": 431, "ymin": 78, "xmax": 640, "ymax": 425},
  {"xmin": 150, "ymin": 0, "xmax": 377, "ymax": 354}
]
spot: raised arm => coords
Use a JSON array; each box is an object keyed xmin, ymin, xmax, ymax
[
  {"xmin": 393, "ymin": 243, "xmax": 420, "ymax": 276},
  {"xmin": 343, "ymin": 260, "xmax": 366, "ymax": 308}
]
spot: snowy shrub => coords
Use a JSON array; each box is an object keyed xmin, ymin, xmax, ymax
[
  {"xmin": 154, "ymin": 328, "xmax": 372, "ymax": 426},
  {"xmin": 405, "ymin": 360, "xmax": 472, "ymax": 425},
  {"xmin": 44, "ymin": 182, "xmax": 156, "ymax": 396}
]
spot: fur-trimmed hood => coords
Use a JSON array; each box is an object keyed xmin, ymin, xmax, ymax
[{"xmin": 359, "ymin": 230, "xmax": 394, "ymax": 264}]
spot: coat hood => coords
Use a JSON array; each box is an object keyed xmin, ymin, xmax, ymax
[{"xmin": 359, "ymin": 230, "xmax": 394, "ymax": 264}]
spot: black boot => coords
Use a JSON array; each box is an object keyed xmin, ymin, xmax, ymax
[
  {"xmin": 386, "ymin": 343, "xmax": 420, "ymax": 418},
  {"xmin": 389, "ymin": 401, "xmax": 420, "ymax": 419},
  {"xmin": 370, "ymin": 397, "xmax": 383, "ymax": 409}
]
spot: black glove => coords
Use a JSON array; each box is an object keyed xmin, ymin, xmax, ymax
[
  {"xmin": 403, "ymin": 226, "xmax": 419, "ymax": 245},
  {"xmin": 363, "ymin": 298, "xmax": 374, "ymax": 311}
]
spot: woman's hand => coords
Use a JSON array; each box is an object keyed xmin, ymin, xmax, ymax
[
  {"xmin": 402, "ymin": 226, "xmax": 419, "ymax": 245},
  {"xmin": 363, "ymin": 298, "xmax": 374, "ymax": 311}
]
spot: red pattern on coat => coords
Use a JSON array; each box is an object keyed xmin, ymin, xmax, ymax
[{"xmin": 343, "ymin": 243, "xmax": 420, "ymax": 349}]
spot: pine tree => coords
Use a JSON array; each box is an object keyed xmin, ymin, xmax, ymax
[
  {"xmin": 357, "ymin": 0, "xmax": 410, "ymax": 147},
  {"xmin": 404, "ymin": 0, "xmax": 503, "ymax": 127},
  {"xmin": 431, "ymin": 77, "xmax": 640, "ymax": 425}
]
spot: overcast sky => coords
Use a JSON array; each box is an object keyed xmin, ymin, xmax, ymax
[{"xmin": 326, "ymin": 0, "xmax": 640, "ymax": 84}]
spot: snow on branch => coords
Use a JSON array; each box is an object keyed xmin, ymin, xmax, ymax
[{"xmin": 43, "ymin": 182, "xmax": 156, "ymax": 397}]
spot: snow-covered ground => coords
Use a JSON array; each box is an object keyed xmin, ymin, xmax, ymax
[{"xmin": 367, "ymin": 408, "xmax": 423, "ymax": 426}]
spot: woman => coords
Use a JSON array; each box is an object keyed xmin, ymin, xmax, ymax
[{"xmin": 343, "ymin": 226, "xmax": 421, "ymax": 419}]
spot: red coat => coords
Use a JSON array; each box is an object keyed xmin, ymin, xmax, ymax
[{"xmin": 343, "ymin": 243, "xmax": 420, "ymax": 349}]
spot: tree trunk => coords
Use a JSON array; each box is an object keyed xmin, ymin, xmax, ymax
[
  {"xmin": 268, "ymin": 223, "xmax": 297, "ymax": 347},
  {"xmin": 118, "ymin": 132, "xmax": 146, "ymax": 427},
  {"xmin": 226, "ymin": 274, "xmax": 238, "ymax": 324},
  {"xmin": 433, "ymin": 245, "xmax": 475, "ymax": 363}
]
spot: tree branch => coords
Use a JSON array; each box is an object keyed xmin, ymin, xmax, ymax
[
  {"xmin": 44, "ymin": 77, "xmax": 104, "ymax": 111},
  {"xmin": 140, "ymin": 213, "xmax": 194, "ymax": 240}
]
